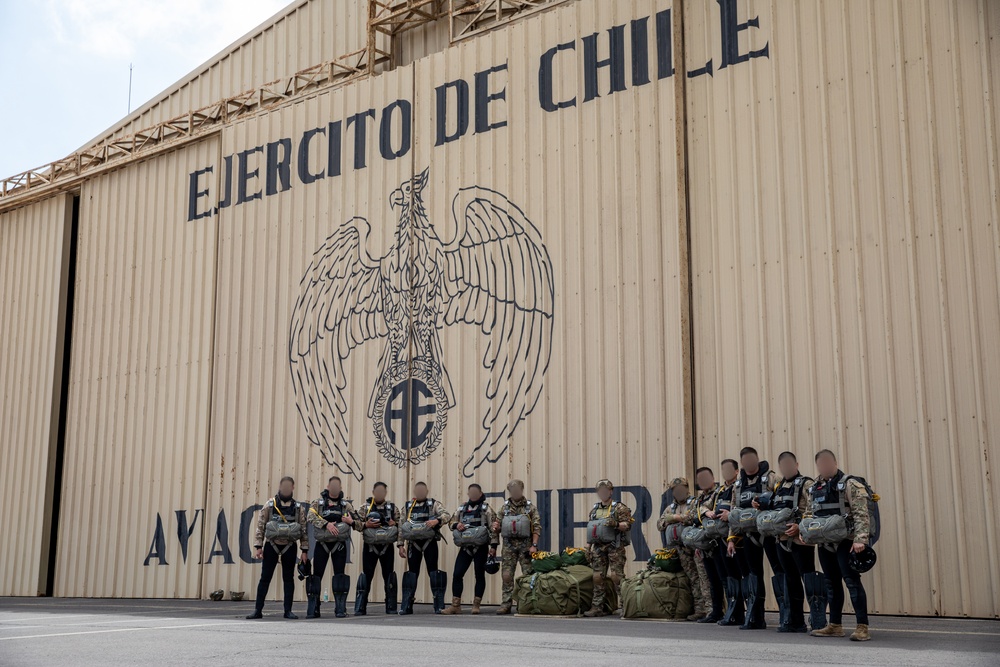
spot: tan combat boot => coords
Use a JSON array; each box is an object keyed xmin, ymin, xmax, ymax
[
  {"xmin": 810, "ymin": 623, "xmax": 845, "ymax": 637},
  {"xmin": 583, "ymin": 606, "xmax": 606, "ymax": 618},
  {"xmin": 496, "ymin": 602, "xmax": 512, "ymax": 615},
  {"xmin": 441, "ymin": 597, "xmax": 462, "ymax": 615},
  {"xmin": 471, "ymin": 597, "xmax": 482, "ymax": 615},
  {"xmin": 850, "ymin": 624, "xmax": 870, "ymax": 641}
]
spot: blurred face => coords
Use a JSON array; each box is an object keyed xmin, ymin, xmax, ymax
[
  {"xmin": 816, "ymin": 453, "xmax": 838, "ymax": 479},
  {"xmin": 508, "ymin": 483, "xmax": 524, "ymax": 501},
  {"xmin": 673, "ymin": 484, "xmax": 690, "ymax": 500},
  {"xmin": 741, "ymin": 452, "xmax": 760, "ymax": 473},
  {"xmin": 468, "ymin": 486, "xmax": 483, "ymax": 502},
  {"xmin": 721, "ymin": 462, "xmax": 738, "ymax": 482},
  {"xmin": 327, "ymin": 478, "xmax": 342, "ymax": 496},
  {"xmin": 597, "ymin": 487, "xmax": 613, "ymax": 503},
  {"xmin": 696, "ymin": 470, "xmax": 715, "ymax": 491},
  {"xmin": 414, "ymin": 484, "xmax": 428, "ymax": 501},
  {"xmin": 278, "ymin": 479, "xmax": 294, "ymax": 497},
  {"xmin": 778, "ymin": 456, "xmax": 799, "ymax": 479},
  {"xmin": 373, "ymin": 485, "xmax": 387, "ymax": 502}
]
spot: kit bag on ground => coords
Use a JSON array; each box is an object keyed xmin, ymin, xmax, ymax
[
  {"xmin": 561, "ymin": 547, "xmax": 588, "ymax": 566},
  {"xmin": 649, "ymin": 548, "xmax": 683, "ymax": 573},
  {"xmin": 621, "ymin": 569, "xmax": 694, "ymax": 620},
  {"xmin": 529, "ymin": 551, "xmax": 563, "ymax": 573},
  {"xmin": 514, "ymin": 565, "xmax": 617, "ymax": 616}
]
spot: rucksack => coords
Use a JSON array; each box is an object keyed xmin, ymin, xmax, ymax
[
  {"xmin": 840, "ymin": 476, "xmax": 881, "ymax": 546},
  {"xmin": 514, "ymin": 565, "xmax": 617, "ymax": 616},
  {"xmin": 621, "ymin": 569, "xmax": 693, "ymax": 620}
]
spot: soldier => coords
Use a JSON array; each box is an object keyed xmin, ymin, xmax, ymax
[
  {"xmin": 703, "ymin": 459, "xmax": 744, "ymax": 626},
  {"xmin": 246, "ymin": 476, "xmax": 308, "ymax": 620},
  {"xmin": 584, "ymin": 479, "xmax": 633, "ymax": 618},
  {"xmin": 491, "ymin": 479, "xmax": 542, "ymax": 615},
  {"xmin": 725, "ymin": 446, "xmax": 779, "ymax": 629},
  {"xmin": 766, "ymin": 451, "xmax": 814, "ymax": 632},
  {"xmin": 657, "ymin": 476, "xmax": 711, "ymax": 621},
  {"xmin": 690, "ymin": 467, "xmax": 725, "ymax": 623},
  {"xmin": 307, "ymin": 475, "xmax": 356, "ymax": 618},
  {"xmin": 398, "ymin": 482, "xmax": 451, "ymax": 614},
  {"xmin": 355, "ymin": 481, "xmax": 399, "ymax": 616},
  {"xmin": 442, "ymin": 483, "xmax": 498, "ymax": 615},
  {"xmin": 807, "ymin": 449, "xmax": 872, "ymax": 642}
]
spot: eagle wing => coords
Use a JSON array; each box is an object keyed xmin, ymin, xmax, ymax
[
  {"xmin": 442, "ymin": 187, "xmax": 554, "ymax": 477},
  {"xmin": 289, "ymin": 217, "xmax": 388, "ymax": 480}
]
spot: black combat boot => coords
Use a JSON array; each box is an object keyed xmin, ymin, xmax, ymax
[
  {"xmin": 802, "ymin": 572, "xmax": 828, "ymax": 632},
  {"xmin": 399, "ymin": 571, "xmax": 418, "ymax": 615},
  {"xmin": 772, "ymin": 574, "xmax": 790, "ymax": 631},
  {"xmin": 740, "ymin": 574, "xmax": 766, "ymax": 630},
  {"xmin": 385, "ymin": 572, "xmax": 398, "ymax": 614},
  {"xmin": 333, "ymin": 574, "xmax": 350, "ymax": 618},
  {"xmin": 429, "ymin": 570, "xmax": 448, "ymax": 614},
  {"xmin": 718, "ymin": 576, "xmax": 745, "ymax": 626},
  {"xmin": 305, "ymin": 575, "xmax": 321, "ymax": 619},
  {"xmin": 354, "ymin": 572, "xmax": 369, "ymax": 616}
]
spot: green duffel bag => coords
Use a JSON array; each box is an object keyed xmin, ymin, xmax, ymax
[
  {"xmin": 529, "ymin": 551, "xmax": 563, "ymax": 573},
  {"xmin": 561, "ymin": 547, "xmax": 588, "ymax": 566},
  {"xmin": 514, "ymin": 565, "xmax": 617, "ymax": 616},
  {"xmin": 621, "ymin": 569, "xmax": 694, "ymax": 620},
  {"xmin": 649, "ymin": 548, "xmax": 683, "ymax": 573}
]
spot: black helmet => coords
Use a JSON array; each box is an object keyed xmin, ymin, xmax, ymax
[
  {"xmin": 757, "ymin": 492, "xmax": 774, "ymax": 510},
  {"xmin": 849, "ymin": 545, "xmax": 877, "ymax": 573},
  {"xmin": 297, "ymin": 559, "xmax": 312, "ymax": 580},
  {"xmin": 367, "ymin": 512, "xmax": 383, "ymax": 525},
  {"xmin": 485, "ymin": 555, "xmax": 500, "ymax": 575}
]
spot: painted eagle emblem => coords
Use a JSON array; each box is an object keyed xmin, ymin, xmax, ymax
[{"xmin": 289, "ymin": 168, "xmax": 554, "ymax": 480}]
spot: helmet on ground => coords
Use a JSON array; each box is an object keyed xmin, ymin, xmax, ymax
[
  {"xmin": 209, "ymin": 589, "xmax": 224, "ymax": 601},
  {"xmin": 849, "ymin": 545, "xmax": 877, "ymax": 573},
  {"xmin": 485, "ymin": 555, "xmax": 500, "ymax": 575},
  {"xmin": 297, "ymin": 560, "xmax": 312, "ymax": 580}
]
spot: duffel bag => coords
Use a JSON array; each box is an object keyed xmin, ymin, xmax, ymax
[
  {"xmin": 453, "ymin": 525, "xmax": 490, "ymax": 547},
  {"xmin": 314, "ymin": 521, "xmax": 351, "ymax": 543},
  {"xmin": 728, "ymin": 507, "xmax": 759, "ymax": 535},
  {"xmin": 798, "ymin": 514, "xmax": 850, "ymax": 545},
  {"xmin": 514, "ymin": 565, "xmax": 617, "ymax": 616},
  {"xmin": 401, "ymin": 521, "xmax": 436, "ymax": 542},
  {"xmin": 681, "ymin": 525, "xmax": 716, "ymax": 551},
  {"xmin": 621, "ymin": 569, "xmax": 694, "ymax": 620},
  {"xmin": 530, "ymin": 551, "xmax": 563, "ymax": 573},
  {"xmin": 561, "ymin": 547, "xmax": 588, "ymax": 566},
  {"xmin": 649, "ymin": 548, "xmax": 683, "ymax": 573},
  {"xmin": 756, "ymin": 508, "xmax": 796, "ymax": 538},
  {"xmin": 362, "ymin": 525, "xmax": 399, "ymax": 546}
]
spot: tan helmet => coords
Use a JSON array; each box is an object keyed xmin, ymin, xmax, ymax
[
  {"xmin": 507, "ymin": 479, "xmax": 525, "ymax": 491},
  {"xmin": 669, "ymin": 476, "xmax": 690, "ymax": 490},
  {"xmin": 595, "ymin": 478, "xmax": 614, "ymax": 491}
]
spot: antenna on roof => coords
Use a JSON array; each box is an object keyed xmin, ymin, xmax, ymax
[{"xmin": 128, "ymin": 63, "xmax": 133, "ymax": 114}]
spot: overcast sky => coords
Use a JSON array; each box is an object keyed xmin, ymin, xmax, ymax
[{"xmin": 0, "ymin": 0, "xmax": 289, "ymax": 179}]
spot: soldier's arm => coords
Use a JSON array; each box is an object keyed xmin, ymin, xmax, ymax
[
  {"xmin": 308, "ymin": 500, "xmax": 326, "ymax": 529},
  {"xmin": 394, "ymin": 505, "xmax": 404, "ymax": 546},
  {"xmin": 448, "ymin": 506, "xmax": 460, "ymax": 530},
  {"xmin": 797, "ymin": 478, "xmax": 814, "ymax": 515},
  {"xmin": 485, "ymin": 506, "xmax": 499, "ymax": 545},
  {"xmin": 655, "ymin": 507, "xmax": 672, "ymax": 532},
  {"xmin": 617, "ymin": 504, "xmax": 634, "ymax": 525},
  {"xmin": 529, "ymin": 506, "xmax": 542, "ymax": 543},
  {"xmin": 434, "ymin": 500, "xmax": 452, "ymax": 524},
  {"xmin": 847, "ymin": 480, "xmax": 871, "ymax": 544},
  {"xmin": 298, "ymin": 504, "xmax": 310, "ymax": 551},
  {"xmin": 254, "ymin": 503, "xmax": 269, "ymax": 548}
]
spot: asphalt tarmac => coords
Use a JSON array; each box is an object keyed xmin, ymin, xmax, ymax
[{"xmin": 0, "ymin": 597, "xmax": 996, "ymax": 666}]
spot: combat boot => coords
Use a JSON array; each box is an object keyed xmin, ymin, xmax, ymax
[
  {"xmin": 583, "ymin": 606, "xmax": 607, "ymax": 618},
  {"xmin": 811, "ymin": 623, "xmax": 845, "ymax": 637},
  {"xmin": 850, "ymin": 624, "xmax": 870, "ymax": 642},
  {"xmin": 496, "ymin": 602, "xmax": 512, "ymax": 615},
  {"xmin": 471, "ymin": 597, "xmax": 482, "ymax": 614},
  {"xmin": 441, "ymin": 597, "xmax": 462, "ymax": 615}
]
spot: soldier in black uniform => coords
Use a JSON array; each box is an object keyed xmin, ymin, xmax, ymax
[
  {"xmin": 355, "ymin": 481, "xmax": 399, "ymax": 615},
  {"xmin": 703, "ymin": 459, "xmax": 744, "ymax": 626},
  {"xmin": 246, "ymin": 476, "xmax": 308, "ymax": 620},
  {"xmin": 441, "ymin": 483, "xmax": 498, "ymax": 615},
  {"xmin": 766, "ymin": 451, "xmax": 814, "ymax": 632},
  {"xmin": 307, "ymin": 476, "xmax": 356, "ymax": 618},
  {"xmin": 398, "ymin": 482, "xmax": 451, "ymax": 614}
]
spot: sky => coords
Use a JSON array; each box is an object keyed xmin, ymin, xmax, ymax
[{"xmin": 0, "ymin": 0, "xmax": 290, "ymax": 179}]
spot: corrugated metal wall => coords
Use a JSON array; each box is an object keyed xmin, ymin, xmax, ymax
[
  {"xmin": 0, "ymin": 195, "xmax": 73, "ymax": 596},
  {"xmin": 54, "ymin": 140, "xmax": 220, "ymax": 598},
  {"xmin": 686, "ymin": 0, "xmax": 1000, "ymax": 618}
]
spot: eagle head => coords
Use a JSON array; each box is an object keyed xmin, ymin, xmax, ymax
[{"xmin": 389, "ymin": 168, "xmax": 429, "ymax": 218}]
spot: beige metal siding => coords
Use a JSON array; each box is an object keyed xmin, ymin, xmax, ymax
[
  {"xmin": 687, "ymin": 0, "xmax": 1000, "ymax": 618},
  {"xmin": 0, "ymin": 195, "xmax": 73, "ymax": 596},
  {"xmin": 54, "ymin": 140, "xmax": 220, "ymax": 598}
]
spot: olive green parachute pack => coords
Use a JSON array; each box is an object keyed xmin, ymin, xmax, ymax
[
  {"xmin": 621, "ymin": 569, "xmax": 694, "ymax": 620},
  {"xmin": 514, "ymin": 564, "xmax": 618, "ymax": 616}
]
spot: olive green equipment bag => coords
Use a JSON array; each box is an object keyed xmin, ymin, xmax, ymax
[
  {"xmin": 649, "ymin": 548, "xmax": 683, "ymax": 573},
  {"xmin": 621, "ymin": 569, "xmax": 694, "ymax": 620},
  {"xmin": 514, "ymin": 565, "xmax": 617, "ymax": 616},
  {"xmin": 561, "ymin": 547, "xmax": 588, "ymax": 566},
  {"xmin": 529, "ymin": 551, "xmax": 563, "ymax": 573}
]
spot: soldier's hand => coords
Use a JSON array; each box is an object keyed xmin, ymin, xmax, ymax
[
  {"xmin": 388, "ymin": 519, "xmax": 396, "ymax": 526},
  {"xmin": 456, "ymin": 522, "xmax": 467, "ymax": 531},
  {"xmin": 726, "ymin": 541, "xmax": 736, "ymax": 557},
  {"xmin": 327, "ymin": 522, "xmax": 339, "ymax": 533},
  {"xmin": 426, "ymin": 518, "xmax": 440, "ymax": 528},
  {"xmin": 719, "ymin": 510, "xmax": 730, "ymax": 521},
  {"xmin": 851, "ymin": 542, "xmax": 865, "ymax": 554},
  {"xmin": 492, "ymin": 521, "xmax": 501, "ymax": 533},
  {"xmin": 704, "ymin": 510, "xmax": 716, "ymax": 519},
  {"xmin": 254, "ymin": 548, "xmax": 263, "ymax": 559},
  {"xmin": 399, "ymin": 546, "xmax": 407, "ymax": 559},
  {"xmin": 300, "ymin": 551, "xmax": 309, "ymax": 563},
  {"xmin": 751, "ymin": 499, "xmax": 760, "ymax": 509},
  {"xmin": 489, "ymin": 547, "xmax": 497, "ymax": 557},
  {"xmin": 617, "ymin": 521, "xmax": 629, "ymax": 532},
  {"xmin": 343, "ymin": 514, "xmax": 354, "ymax": 525},
  {"xmin": 365, "ymin": 519, "xmax": 380, "ymax": 529},
  {"xmin": 672, "ymin": 514, "xmax": 685, "ymax": 522},
  {"xmin": 785, "ymin": 523, "xmax": 800, "ymax": 538},
  {"xmin": 528, "ymin": 545, "xmax": 538, "ymax": 555}
]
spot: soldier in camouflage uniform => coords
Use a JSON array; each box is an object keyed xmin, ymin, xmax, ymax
[
  {"xmin": 491, "ymin": 479, "xmax": 542, "ymax": 615},
  {"xmin": 247, "ymin": 476, "xmax": 309, "ymax": 619},
  {"xmin": 584, "ymin": 479, "xmax": 633, "ymax": 617},
  {"xmin": 657, "ymin": 476, "xmax": 712, "ymax": 621},
  {"xmin": 690, "ymin": 469, "xmax": 725, "ymax": 622},
  {"xmin": 807, "ymin": 449, "xmax": 872, "ymax": 642}
]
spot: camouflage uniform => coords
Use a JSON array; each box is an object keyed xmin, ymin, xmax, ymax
[
  {"xmin": 658, "ymin": 491, "xmax": 711, "ymax": 618},
  {"xmin": 254, "ymin": 496, "xmax": 309, "ymax": 551},
  {"xmin": 587, "ymin": 498, "xmax": 633, "ymax": 612},
  {"xmin": 495, "ymin": 495, "xmax": 542, "ymax": 608}
]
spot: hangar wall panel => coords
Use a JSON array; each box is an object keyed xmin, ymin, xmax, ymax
[
  {"xmin": 0, "ymin": 195, "xmax": 72, "ymax": 596},
  {"xmin": 54, "ymin": 140, "xmax": 220, "ymax": 598},
  {"xmin": 686, "ymin": 0, "xmax": 1000, "ymax": 618}
]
